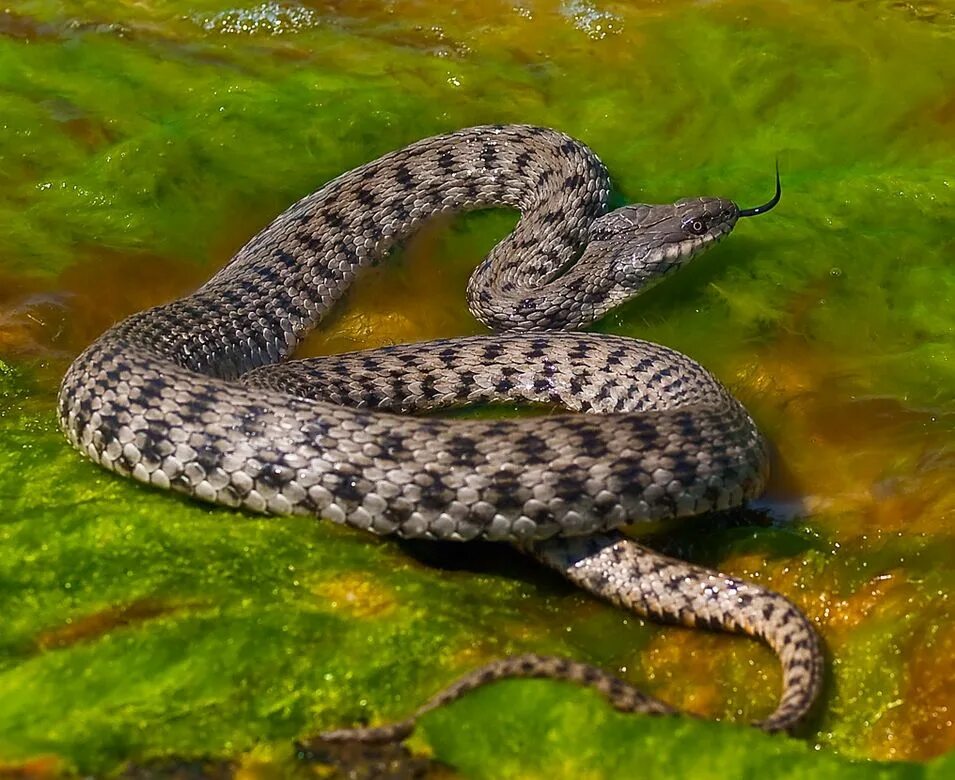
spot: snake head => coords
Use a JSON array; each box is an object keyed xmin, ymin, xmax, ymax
[
  {"xmin": 589, "ymin": 166, "xmax": 781, "ymax": 288},
  {"xmin": 588, "ymin": 197, "xmax": 741, "ymax": 280},
  {"xmin": 673, "ymin": 196, "xmax": 742, "ymax": 245}
]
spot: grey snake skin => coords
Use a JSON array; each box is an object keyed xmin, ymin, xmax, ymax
[{"xmin": 58, "ymin": 125, "xmax": 823, "ymax": 742}]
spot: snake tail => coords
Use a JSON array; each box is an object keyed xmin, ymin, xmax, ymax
[{"xmin": 314, "ymin": 531, "xmax": 821, "ymax": 744}]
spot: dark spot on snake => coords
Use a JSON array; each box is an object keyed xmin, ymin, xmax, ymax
[
  {"xmin": 514, "ymin": 150, "xmax": 532, "ymax": 171},
  {"xmin": 552, "ymin": 658, "xmax": 571, "ymax": 675},
  {"xmin": 525, "ymin": 503, "xmax": 555, "ymax": 525},
  {"xmin": 565, "ymin": 277, "xmax": 583, "ymax": 293},
  {"xmin": 393, "ymin": 164, "xmax": 413, "ymax": 186},
  {"xmin": 781, "ymin": 606, "xmax": 800, "ymax": 621},
  {"xmin": 581, "ymin": 666, "xmax": 600, "ymax": 684},
  {"xmin": 274, "ymin": 249, "xmax": 296, "ymax": 269},
  {"xmin": 489, "ymin": 486, "xmax": 522, "ymax": 512},
  {"xmin": 417, "ymin": 488, "xmax": 452, "ymax": 512},
  {"xmin": 377, "ymin": 433, "xmax": 405, "ymax": 459},
  {"xmin": 391, "ymin": 201, "xmax": 410, "ymax": 221},
  {"xmin": 554, "ymin": 474, "xmax": 584, "ymax": 499},
  {"xmin": 194, "ymin": 444, "xmax": 221, "ymax": 474},
  {"xmin": 559, "ymin": 139, "xmax": 579, "ymax": 157},
  {"xmin": 323, "ymin": 209, "xmax": 346, "ymax": 229},
  {"xmin": 578, "ymin": 431, "xmax": 610, "ymax": 459},
  {"xmin": 607, "ymin": 348, "xmax": 627, "ymax": 366},
  {"xmin": 567, "ymin": 344, "xmax": 589, "ymax": 361},
  {"xmin": 446, "ymin": 435, "xmax": 478, "ymax": 459},
  {"xmin": 253, "ymin": 264, "xmax": 282, "ymax": 285},
  {"xmin": 420, "ymin": 377, "xmax": 439, "ymax": 401},
  {"xmin": 330, "ymin": 474, "xmax": 363, "ymax": 505},
  {"xmin": 697, "ymin": 613, "xmax": 725, "ymax": 631},
  {"xmin": 355, "ymin": 187, "xmax": 375, "ymax": 206},
  {"xmin": 606, "ymin": 678, "xmax": 625, "ymax": 697},
  {"xmin": 219, "ymin": 289, "xmax": 243, "ymax": 308},
  {"xmin": 527, "ymin": 338, "xmax": 548, "ymax": 357},
  {"xmin": 96, "ymin": 414, "xmax": 121, "ymax": 443},
  {"xmin": 302, "ymin": 234, "xmax": 326, "ymax": 254},
  {"xmin": 494, "ymin": 378, "xmax": 514, "ymax": 394},
  {"xmin": 437, "ymin": 149, "xmax": 454, "ymax": 172},
  {"xmin": 182, "ymin": 399, "xmax": 210, "ymax": 419},
  {"xmin": 515, "ymin": 432, "xmax": 548, "ymax": 454},
  {"xmin": 138, "ymin": 440, "xmax": 165, "ymax": 470},
  {"xmin": 481, "ymin": 343, "xmax": 504, "ymax": 362},
  {"xmin": 75, "ymin": 393, "xmax": 93, "ymax": 414},
  {"xmin": 564, "ymin": 173, "xmax": 585, "ymax": 190},
  {"xmin": 115, "ymin": 452, "xmax": 138, "ymax": 474},
  {"xmin": 387, "ymin": 501, "xmax": 414, "ymax": 526}
]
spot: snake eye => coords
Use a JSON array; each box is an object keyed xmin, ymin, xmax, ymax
[{"xmin": 682, "ymin": 216, "xmax": 708, "ymax": 236}]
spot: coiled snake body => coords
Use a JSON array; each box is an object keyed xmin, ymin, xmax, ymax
[{"xmin": 59, "ymin": 125, "xmax": 823, "ymax": 741}]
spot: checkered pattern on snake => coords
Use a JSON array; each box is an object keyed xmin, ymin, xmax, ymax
[{"xmin": 58, "ymin": 125, "xmax": 823, "ymax": 742}]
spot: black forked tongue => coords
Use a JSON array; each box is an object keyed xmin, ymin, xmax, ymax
[{"xmin": 738, "ymin": 161, "xmax": 781, "ymax": 217}]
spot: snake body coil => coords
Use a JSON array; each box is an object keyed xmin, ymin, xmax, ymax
[{"xmin": 59, "ymin": 125, "xmax": 822, "ymax": 740}]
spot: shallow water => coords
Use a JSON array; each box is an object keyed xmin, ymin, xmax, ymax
[{"xmin": 0, "ymin": 1, "xmax": 953, "ymax": 776}]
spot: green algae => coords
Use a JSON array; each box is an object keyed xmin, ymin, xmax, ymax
[
  {"xmin": 422, "ymin": 689, "xmax": 947, "ymax": 780},
  {"xmin": 1, "ymin": 0, "xmax": 954, "ymax": 776}
]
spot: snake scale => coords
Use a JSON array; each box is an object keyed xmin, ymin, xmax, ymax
[{"xmin": 58, "ymin": 124, "xmax": 823, "ymax": 742}]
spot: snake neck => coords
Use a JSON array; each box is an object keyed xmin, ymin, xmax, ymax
[{"xmin": 466, "ymin": 199, "xmax": 737, "ymax": 332}]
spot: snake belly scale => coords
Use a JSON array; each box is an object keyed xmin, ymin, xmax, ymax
[{"xmin": 58, "ymin": 124, "xmax": 823, "ymax": 740}]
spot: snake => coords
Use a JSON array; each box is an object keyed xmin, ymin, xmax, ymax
[{"xmin": 58, "ymin": 124, "xmax": 823, "ymax": 743}]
